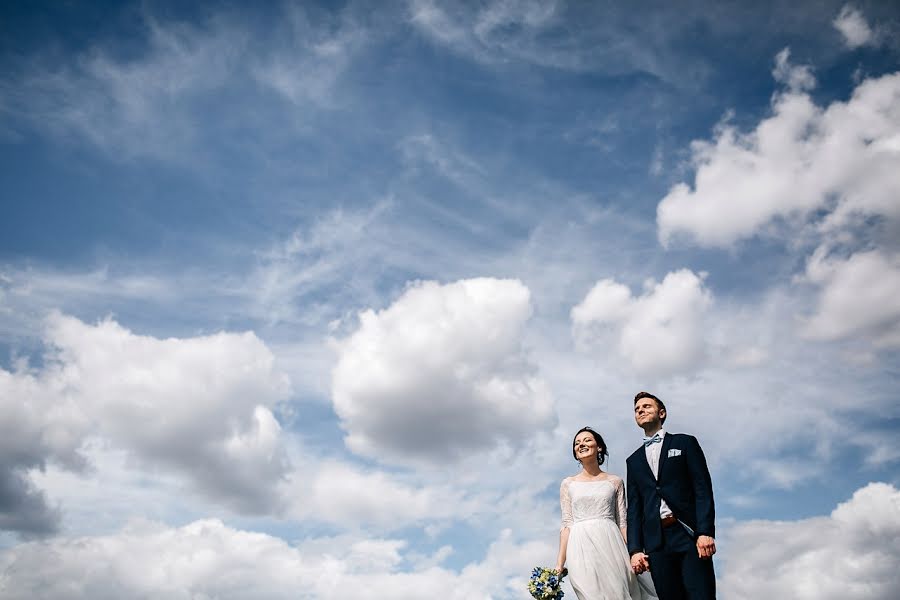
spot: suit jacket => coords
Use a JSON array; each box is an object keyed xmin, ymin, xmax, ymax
[{"xmin": 626, "ymin": 432, "xmax": 715, "ymax": 555}]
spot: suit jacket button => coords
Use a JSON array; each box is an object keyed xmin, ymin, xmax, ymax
[{"xmin": 655, "ymin": 486, "xmax": 660, "ymax": 491}]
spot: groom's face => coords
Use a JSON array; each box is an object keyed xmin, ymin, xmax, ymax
[{"xmin": 634, "ymin": 398, "xmax": 664, "ymax": 429}]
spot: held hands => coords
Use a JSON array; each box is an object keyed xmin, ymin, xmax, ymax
[
  {"xmin": 696, "ymin": 535, "xmax": 716, "ymax": 559},
  {"xmin": 630, "ymin": 552, "xmax": 650, "ymax": 574},
  {"xmin": 629, "ymin": 537, "xmax": 714, "ymax": 574}
]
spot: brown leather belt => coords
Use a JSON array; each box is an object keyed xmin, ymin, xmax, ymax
[{"xmin": 661, "ymin": 515, "xmax": 677, "ymax": 528}]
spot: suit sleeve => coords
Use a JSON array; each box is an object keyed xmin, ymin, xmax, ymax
[
  {"xmin": 686, "ymin": 435, "xmax": 715, "ymax": 538},
  {"xmin": 626, "ymin": 457, "xmax": 643, "ymax": 554}
]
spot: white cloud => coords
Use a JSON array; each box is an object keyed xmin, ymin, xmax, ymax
[
  {"xmin": 251, "ymin": 5, "xmax": 368, "ymax": 107},
  {"xmin": 46, "ymin": 313, "xmax": 291, "ymax": 512},
  {"xmin": 282, "ymin": 461, "xmax": 477, "ymax": 530},
  {"xmin": 800, "ymin": 247, "xmax": 900, "ymax": 346},
  {"xmin": 0, "ymin": 519, "xmax": 554, "ymax": 599},
  {"xmin": 408, "ymin": 0, "xmax": 561, "ymax": 67},
  {"xmin": 404, "ymin": 0, "xmax": 715, "ymax": 85},
  {"xmin": 247, "ymin": 203, "xmax": 392, "ymax": 327},
  {"xmin": 719, "ymin": 482, "xmax": 900, "ymax": 599},
  {"xmin": 27, "ymin": 415, "xmax": 560, "ymax": 539},
  {"xmin": 0, "ymin": 313, "xmax": 291, "ymax": 534},
  {"xmin": 2, "ymin": 267, "xmax": 172, "ymax": 302},
  {"xmin": 655, "ymin": 53, "xmax": 900, "ymax": 350},
  {"xmin": 657, "ymin": 61, "xmax": 900, "ymax": 248},
  {"xmin": 2, "ymin": 17, "xmax": 241, "ymax": 161},
  {"xmin": 0, "ymin": 266, "xmax": 178, "ymax": 341},
  {"xmin": 834, "ymin": 5, "xmax": 876, "ymax": 49},
  {"xmin": 331, "ymin": 278, "xmax": 556, "ymax": 465},
  {"xmin": 571, "ymin": 269, "xmax": 713, "ymax": 376},
  {"xmin": 1, "ymin": 6, "xmax": 369, "ymax": 162},
  {"xmin": 772, "ymin": 48, "xmax": 816, "ymax": 92},
  {"xmin": 0, "ymin": 352, "xmax": 91, "ymax": 536},
  {"xmin": 398, "ymin": 134, "xmax": 487, "ymax": 190}
]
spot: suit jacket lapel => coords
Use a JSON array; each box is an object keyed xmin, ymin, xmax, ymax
[
  {"xmin": 657, "ymin": 432, "xmax": 673, "ymax": 481},
  {"xmin": 637, "ymin": 446, "xmax": 655, "ymax": 482}
]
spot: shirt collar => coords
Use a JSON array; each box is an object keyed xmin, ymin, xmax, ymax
[{"xmin": 644, "ymin": 428, "xmax": 666, "ymax": 441}]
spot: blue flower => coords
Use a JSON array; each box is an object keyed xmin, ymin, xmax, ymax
[{"xmin": 528, "ymin": 566, "xmax": 566, "ymax": 600}]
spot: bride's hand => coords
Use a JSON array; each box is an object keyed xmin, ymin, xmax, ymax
[{"xmin": 630, "ymin": 552, "xmax": 649, "ymax": 574}]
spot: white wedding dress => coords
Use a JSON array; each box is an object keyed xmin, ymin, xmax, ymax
[{"xmin": 560, "ymin": 476, "xmax": 658, "ymax": 600}]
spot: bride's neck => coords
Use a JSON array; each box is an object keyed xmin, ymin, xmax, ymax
[{"xmin": 580, "ymin": 462, "xmax": 603, "ymax": 476}]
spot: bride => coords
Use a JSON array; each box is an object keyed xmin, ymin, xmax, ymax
[{"xmin": 555, "ymin": 427, "xmax": 657, "ymax": 600}]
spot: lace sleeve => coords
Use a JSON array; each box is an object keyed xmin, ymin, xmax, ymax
[
  {"xmin": 560, "ymin": 479, "xmax": 573, "ymax": 531},
  {"xmin": 615, "ymin": 476, "xmax": 627, "ymax": 528}
]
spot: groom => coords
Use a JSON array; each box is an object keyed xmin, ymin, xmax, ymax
[{"xmin": 626, "ymin": 391, "xmax": 716, "ymax": 600}]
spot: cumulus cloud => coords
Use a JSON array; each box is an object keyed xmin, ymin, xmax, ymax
[
  {"xmin": 47, "ymin": 313, "xmax": 290, "ymax": 512},
  {"xmin": 719, "ymin": 482, "xmax": 900, "ymax": 599},
  {"xmin": 656, "ymin": 51, "xmax": 900, "ymax": 349},
  {"xmin": 0, "ymin": 519, "xmax": 325, "ymax": 600},
  {"xmin": 0, "ymin": 358, "xmax": 90, "ymax": 537},
  {"xmin": 0, "ymin": 519, "xmax": 554, "ymax": 599},
  {"xmin": 833, "ymin": 5, "xmax": 876, "ymax": 49},
  {"xmin": 800, "ymin": 247, "xmax": 900, "ymax": 346},
  {"xmin": 0, "ymin": 312, "xmax": 291, "ymax": 534},
  {"xmin": 657, "ymin": 58, "xmax": 900, "ymax": 248},
  {"xmin": 571, "ymin": 269, "xmax": 713, "ymax": 376},
  {"xmin": 0, "ymin": 471, "xmax": 61, "ymax": 538},
  {"xmin": 331, "ymin": 278, "xmax": 556, "ymax": 465}
]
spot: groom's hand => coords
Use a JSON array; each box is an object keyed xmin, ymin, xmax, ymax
[
  {"xmin": 630, "ymin": 552, "xmax": 650, "ymax": 574},
  {"xmin": 696, "ymin": 535, "xmax": 716, "ymax": 559}
]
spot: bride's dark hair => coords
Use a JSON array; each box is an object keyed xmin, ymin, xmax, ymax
[{"xmin": 572, "ymin": 426, "xmax": 609, "ymax": 466}]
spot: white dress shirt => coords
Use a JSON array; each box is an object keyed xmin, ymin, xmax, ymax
[{"xmin": 644, "ymin": 428, "xmax": 673, "ymax": 519}]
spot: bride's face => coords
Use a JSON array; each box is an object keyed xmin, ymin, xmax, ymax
[{"xmin": 573, "ymin": 432, "xmax": 599, "ymax": 462}]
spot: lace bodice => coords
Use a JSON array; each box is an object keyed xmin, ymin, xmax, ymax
[{"xmin": 560, "ymin": 475, "xmax": 627, "ymax": 531}]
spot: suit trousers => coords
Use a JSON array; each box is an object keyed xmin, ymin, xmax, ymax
[{"xmin": 648, "ymin": 522, "xmax": 716, "ymax": 600}]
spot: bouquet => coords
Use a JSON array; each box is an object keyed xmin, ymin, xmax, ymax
[{"xmin": 527, "ymin": 566, "xmax": 567, "ymax": 600}]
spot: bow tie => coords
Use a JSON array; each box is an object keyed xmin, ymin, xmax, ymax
[{"xmin": 643, "ymin": 433, "xmax": 662, "ymax": 447}]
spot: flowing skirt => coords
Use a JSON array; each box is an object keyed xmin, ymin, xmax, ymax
[{"xmin": 567, "ymin": 518, "xmax": 658, "ymax": 600}]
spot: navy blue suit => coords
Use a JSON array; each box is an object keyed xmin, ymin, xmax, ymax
[{"xmin": 626, "ymin": 433, "xmax": 716, "ymax": 600}]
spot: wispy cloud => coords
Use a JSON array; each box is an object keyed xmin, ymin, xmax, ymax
[
  {"xmin": 1, "ymin": 5, "xmax": 371, "ymax": 164},
  {"xmin": 3, "ymin": 17, "xmax": 241, "ymax": 162},
  {"xmin": 251, "ymin": 4, "xmax": 370, "ymax": 107}
]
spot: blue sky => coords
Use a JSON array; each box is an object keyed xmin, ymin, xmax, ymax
[{"xmin": 1, "ymin": 1, "xmax": 899, "ymax": 598}]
